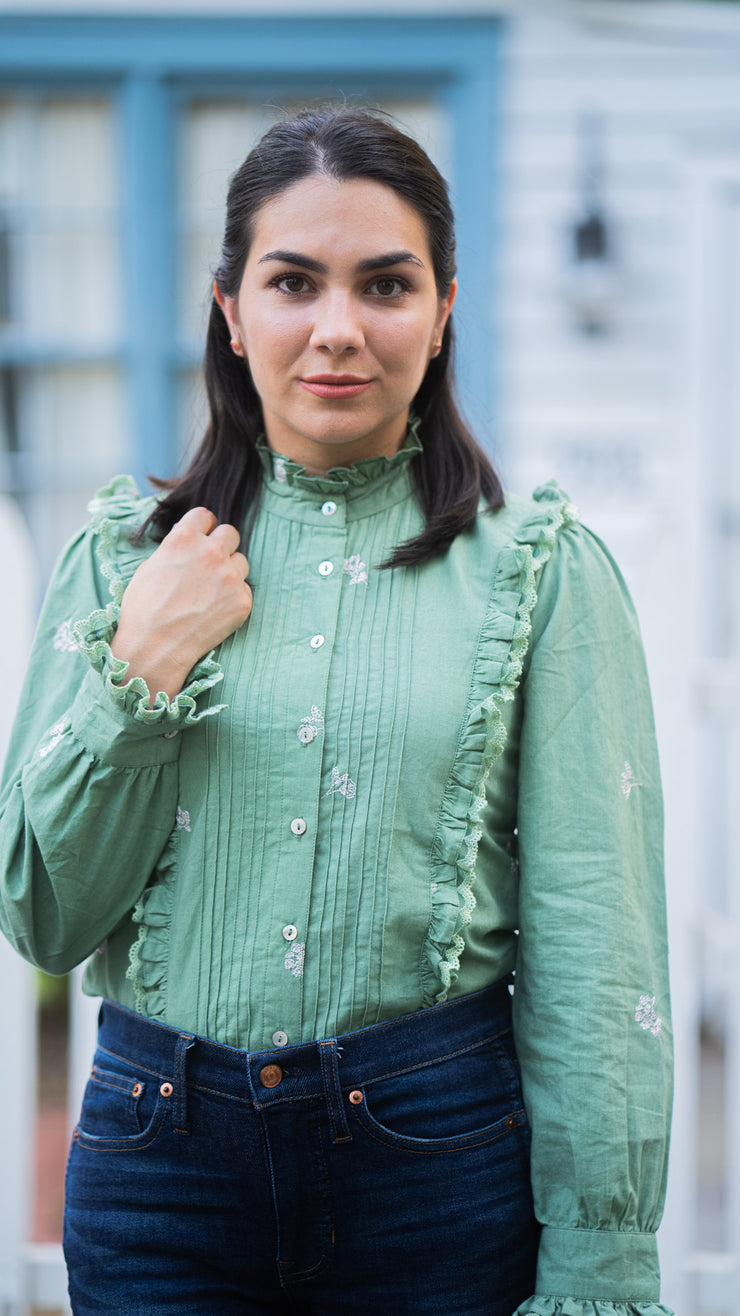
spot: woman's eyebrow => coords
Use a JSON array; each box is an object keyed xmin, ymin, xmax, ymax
[
  {"xmin": 356, "ymin": 251, "xmax": 425, "ymax": 273},
  {"xmin": 257, "ymin": 249, "xmax": 425, "ymax": 274}
]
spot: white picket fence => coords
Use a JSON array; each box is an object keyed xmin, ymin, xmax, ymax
[{"xmin": 0, "ymin": 461, "xmax": 737, "ymax": 1313}]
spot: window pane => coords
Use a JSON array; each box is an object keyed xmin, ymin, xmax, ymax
[
  {"xmin": 20, "ymin": 365, "xmax": 127, "ymax": 578},
  {"xmin": 0, "ymin": 95, "xmax": 125, "ymax": 574}
]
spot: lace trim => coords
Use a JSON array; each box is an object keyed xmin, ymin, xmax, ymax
[
  {"xmin": 79, "ymin": 476, "xmax": 225, "ymax": 723},
  {"xmin": 87, "ymin": 474, "xmax": 150, "ymax": 607},
  {"xmin": 512, "ymin": 1301, "xmax": 674, "ymax": 1316},
  {"xmin": 423, "ymin": 482, "xmax": 578, "ymax": 1005},
  {"xmin": 73, "ymin": 604, "xmax": 225, "ymax": 727},
  {"xmin": 125, "ymin": 818, "xmax": 181, "ymax": 1018}
]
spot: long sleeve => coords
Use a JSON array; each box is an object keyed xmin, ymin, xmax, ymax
[
  {"xmin": 511, "ymin": 521, "xmax": 673, "ymax": 1316},
  {"xmin": 0, "ymin": 479, "xmax": 224, "ymax": 975}
]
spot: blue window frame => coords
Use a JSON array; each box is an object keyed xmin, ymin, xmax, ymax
[{"xmin": 0, "ymin": 14, "xmax": 502, "ymax": 493}]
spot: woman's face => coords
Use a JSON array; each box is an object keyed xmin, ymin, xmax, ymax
[{"xmin": 217, "ymin": 173, "xmax": 455, "ymax": 474}]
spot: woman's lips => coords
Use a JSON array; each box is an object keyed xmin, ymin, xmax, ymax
[{"xmin": 300, "ymin": 375, "xmax": 373, "ymax": 399}]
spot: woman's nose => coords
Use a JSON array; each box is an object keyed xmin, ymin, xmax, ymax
[{"xmin": 309, "ymin": 292, "xmax": 365, "ymax": 355}]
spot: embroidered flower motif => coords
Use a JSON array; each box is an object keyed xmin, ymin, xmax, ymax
[
  {"xmin": 284, "ymin": 942, "xmax": 305, "ymax": 977},
  {"xmin": 38, "ymin": 717, "xmax": 70, "ymax": 759},
  {"xmin": 505, "ymin": 835, "xmax": 520, "ymax": 875},
  {"xmin": 297, "ymin": 706, "xmax": 324, "ymax": 745},
  {"xmin": 323, "ymin": 766, "xmax": 357, "ymax": 800},
  {"xmin": 621, "ymin": 762, "xmax": 643, "ymax": 799},
  {"xmin": 430, "ymin": 882, "xmax": 438, "ymax": 894},
  {"xmin": 175, "ymin": 806, "xmax": 191, "ymax": 832},
  {"xmin": 53, "ymin": 619, "xmax": 79, "ymax": 653},
  {"xmin": 344, "ymin": 554, "xmax": 368, "ymax": 585},
  {"xmin": 273, "ymin": 457, "xmax": 287, "ymax": 483},
  {"xmin": 635, "ymin": 994, "xmax": 662, "ymax": 1037}
]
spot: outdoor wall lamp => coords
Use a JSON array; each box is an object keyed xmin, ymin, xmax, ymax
[{"xmin": 564, "ymin": 111, "xmax": 618, "ymax": 335}]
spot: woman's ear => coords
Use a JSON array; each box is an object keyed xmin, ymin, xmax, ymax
[
  {"xmin": 213, "ymin": 280, "xmax": 244, "ymax": 357},
  {"xmin": 431, "ymin": 278, "xmax": 457, "ymax": 357}
]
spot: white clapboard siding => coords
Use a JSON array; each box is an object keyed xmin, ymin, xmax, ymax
[{"xmin": 499, "ymin": 6, "xmax": 740, "ymax": 1314}]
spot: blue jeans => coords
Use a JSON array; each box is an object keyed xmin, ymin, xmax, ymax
[{"xmin": 64, "ymin": 980, "xmax": 539, "ymax": 1314}]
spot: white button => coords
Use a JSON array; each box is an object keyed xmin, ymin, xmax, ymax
[
  {"xmin": 298, "ymin": 725, "xmax": 317, "ymax": 744},
  {"xmin": 321, "ymin": 501, "xmax": 337, "ymax": 516},
  {"xmin": 290, "ymin": 818, "xmax": 307, "ymax": 836},
  {"xmin": 318, "ymin": 560, "xmax": 334, "ymax": 576},
  {"xmin": 282, "ymin": 924, "xmax": 298, "ymax": 941},
  {"xmin": 272, "ymin": 1030, "xmax": 288, "ymax": 1047},
  {"xmin": 310, "ymin": 634, "xmax": 325, "ymax": 649}
]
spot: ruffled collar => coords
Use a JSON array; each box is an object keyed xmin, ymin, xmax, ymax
[{"xmin": 256, "ymin": 416, "xmax": 422, "ymax": 498}]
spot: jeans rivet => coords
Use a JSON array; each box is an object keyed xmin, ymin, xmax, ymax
[
  {"xmin": 506, "ymin": 1115, "xmax": 516, "ymax": 1130},
  {"xmin": 349, "ymin": 1090, "xmax": 364, "ymax": 1105},
  {"xmin": 132, "ymin": 1082, "xmax": 143, "ymax": 1098},
  {"xmin": 160, "ymin": 1082, "xmax": 174, "ymax": 1097}
]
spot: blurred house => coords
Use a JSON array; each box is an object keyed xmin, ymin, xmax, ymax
[{"xmin": 1, "ymin": 0, "xmax": 739, "ymax": 1311}]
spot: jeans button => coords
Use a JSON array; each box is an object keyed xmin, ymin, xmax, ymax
[{"xmin": 260, "ymin": 1064, "xmax": 283, "ymax": 1088}]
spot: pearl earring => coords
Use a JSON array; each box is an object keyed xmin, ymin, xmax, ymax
[{"xmin": 230, "ymin": 338, "xmax": 241, "ymax": 353}]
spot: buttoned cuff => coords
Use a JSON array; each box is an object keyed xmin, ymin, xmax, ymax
[{"xmin": 525, "ymin": 1224, "xmax": 665, "ymax": 1306}]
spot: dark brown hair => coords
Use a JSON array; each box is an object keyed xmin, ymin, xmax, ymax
[{"xmin": 145, "ymin": 106, "xmax": 503, "ymax": 566}]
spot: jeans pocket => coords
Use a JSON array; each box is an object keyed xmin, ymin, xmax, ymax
[
  {"xmin": 352, "ymin": 1030, "xmax": 527, "ymax": 1152},
  {"xmin": 74, "ymin": 1047, "xmax": 172, "ymax": 1151}
]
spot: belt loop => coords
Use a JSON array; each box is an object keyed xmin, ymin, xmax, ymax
[
  {"xmin": 173, "ymin": 1033, "xmax": 195, "ymax": 1135},
  {"xmin": 319, "ymin": 1040, "xmax": 351, "ymax": 1144}
]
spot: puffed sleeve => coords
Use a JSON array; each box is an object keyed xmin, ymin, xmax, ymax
[
  {"xmin": 0, "ymin": 477, "xmax": 225, "ymax": 975},
  {"xmin": 511, "ymin": 518, "xmax": 674, "ymax": 1316}
]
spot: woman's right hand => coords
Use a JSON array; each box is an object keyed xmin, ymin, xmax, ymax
[{"xmin": 110, "ymin": 507, "xmax": 252, "ymax": 702}]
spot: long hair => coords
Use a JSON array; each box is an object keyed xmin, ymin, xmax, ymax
[{"xmin": 144, "ymin": 106, "xmax": 504, "ymax": 566}]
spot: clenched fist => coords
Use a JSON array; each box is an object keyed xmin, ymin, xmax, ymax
[{"xmin": 110, "ymin": 507, "xmax": 252, "ymax": 702}]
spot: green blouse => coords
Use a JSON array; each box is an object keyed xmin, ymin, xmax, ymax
[{"xmin": 0, "ymin": 430, "xmax": 673, "ymax": 1316}]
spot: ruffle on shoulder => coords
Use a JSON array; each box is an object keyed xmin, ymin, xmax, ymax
[
  {"xmin": 78, "ymin": 476, "xmax": 225, "ymax": 724},
  {"xmin": 126, "ymin": 824, "xmax": 180, "ymax": 1018},
  {"xmin": 88, "ymin": 474, "xmax": 158, "ymax": 606},
  {"xmin": 73, "ymin": 603, "xmax": 224, "ymax": 727},
  {"xmin": 422, "ymin": 482, "xmax": 578, "ymax": 1005},
  {"xmin": 512, "ymin": 1300, "xmax": 674, "ymax": 1316}
]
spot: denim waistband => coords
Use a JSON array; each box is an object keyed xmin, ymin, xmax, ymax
[{"xmin": 95, "ymin": 979, "xmax": 514, "ymax": 1120}]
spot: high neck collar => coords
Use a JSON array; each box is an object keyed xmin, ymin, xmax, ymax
[{"xmin": 257, "ymin": 417, "xmax": 423, "ymax": 500}]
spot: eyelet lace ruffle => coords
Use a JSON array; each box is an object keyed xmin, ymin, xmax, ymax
[
  {"xmin": 126, "ymin": 828, "xmax": 178, "ymax": 1018},
  {"xmin": 512, "ymin": 1301, "xmax": 674, "ymax": 1315},
  {"xmin": 422, "ymin": 482, "xmax": 578, "ymax": 1005},
  {"xmin": 73, "ymin": 603, "xmax": 224, "ymax": 727},
  {"xmin": 75, "ymin": 475, "xmax": 225, "ymax": 724}
]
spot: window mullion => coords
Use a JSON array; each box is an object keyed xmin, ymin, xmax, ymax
[{"xmin": 121, "ymin": 73, "xmax": 174, "ymax": 489}]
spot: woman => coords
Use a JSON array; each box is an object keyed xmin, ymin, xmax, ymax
[{"xmin": 0, "ymin": 108, "xmax": 672, "ymax": 1315}]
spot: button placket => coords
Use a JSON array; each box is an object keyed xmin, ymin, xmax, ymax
[{"xmin": 260, "ymin": 495, "xmax": 348, "ymax": 1050}]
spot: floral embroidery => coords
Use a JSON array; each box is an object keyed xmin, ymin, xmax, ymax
[
  {"xmin": 38, "ymin": 717, "xmax": 70, "ymax": 759},
  {"xmin": 298, "ymin": 706, "xmax": 324, "ymax": 745},
  {"xmin": 430, "ymin": 881, "xmax": 438, "ymax": 894},
  {"xmin": 635, "ymin": 994, "xmax": 662, "ymax": 1037},
  {"xmin": 175, "ymin": 806, "xmax": 191, "ymax": 833},
  {"xmin": 284, "ymin": 942, "xmax": 305, "ymax": 977},
  {"xmin": 273, "ymin": 457, "xmax": 287, "ymax": 483},
  {"xmin": 505, "ymin": 835, "xmax": 520, "ymax": 875},
  {"xmin": 344, "ymin": 554, "xmax": 368, "ymax": 585},
  {"xmin": 621, "ymin": 762, "xmax": 643, "ymax": 799},
  {"xmin": 323, "ymin": 766, "xmax": 357, "ymax": 800},
  {"xmin": 53, "ymin": 619, "xmax": 79, "ymax": 653}
]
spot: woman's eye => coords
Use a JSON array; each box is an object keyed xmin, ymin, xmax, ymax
[
  {"xmin": 274, "ymin": 274, "xmax": 310, "ymax": 294},
  {"xmin": 369, "ymin": 277, "xmax": 406, "ymax": 298}
]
